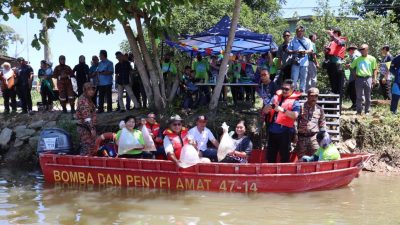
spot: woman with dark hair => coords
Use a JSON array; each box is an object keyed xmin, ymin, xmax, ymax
[
  {"xmin": 116, "ymin": 115, "xmax": 145, "ymax": 158},
  {"xmin": 38, "ymin": 60, "xmax": 55, "ymax": 111},
  {"xmin": 220, "ymin": 120, "xmax": 253, "ymax": 163}
]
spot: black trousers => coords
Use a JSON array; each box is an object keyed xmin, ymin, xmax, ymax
[
  {"xmin": 17, "ymin": 85, "xmax": 32, "ymax": 112},
  {"xmin": 267, "ymin": 131, "xmax": 292, "ymax": 163},
  {"xmin": 379, "ymin": 79, "xmax": 392, "ymax": 100},
  {"xmin": 347, "ymin": 80, "xmax": 356, "ymax": 106},
  {"xmin": 41, "ymin": 86, "xmax": 54, "ymax": 106},
  {"xmin": 2, "ymin": 88, "xmax": 17, "ymax": 112},
  {"xmin": 98, "ymin": 84, "xmax": 112, "ymax": 112},
  {"xmin": 280, "ymin": 65, "xmax": 292, "ymax": 84},
  {"xmin": 131, "ymin": 80, "xmax": 147, "ymax": 108},
  {"xmin": 326, "ymin": 62, "xmax": 344, "ymax": 94}
]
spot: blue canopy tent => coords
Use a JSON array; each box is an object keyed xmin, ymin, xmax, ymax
[{"xmin": 166, "ymin": 15, "xmax": 277, "ymax": 56}]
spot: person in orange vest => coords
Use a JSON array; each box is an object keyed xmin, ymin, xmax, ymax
[
  {"xmin": 324, "ymin": 27, "xmax": 347, "ymax": 94},
  {"xmin": 53, "ymin": 55, "xmax": 76, "ymax": 113},
  {"xmin": 263, "ymin": 79, "xmax": 301, "ymax": 163},
  {"xmin": 163, "ymin": 115, "xmax": 189, "ymax": 165},
  {"xmin": 145, "ymin": 113, "xmax": 165, "ymax": 159}
]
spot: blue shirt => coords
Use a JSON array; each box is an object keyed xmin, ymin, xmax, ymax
[
  {"xmin": 257, "ymin": 82, "xmax": 278, "ymax": 105},
  {"xmin": 269, "ymin": 100, "xmax": 301, "ymax": 134},
  {"xmin": 288, "ymin": 37, "xmax": 312, "ymax": 67},
  {"xmin": 97, "ymin": 59, "xmax": 114, "ymax": 86}
]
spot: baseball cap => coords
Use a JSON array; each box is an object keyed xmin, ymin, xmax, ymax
[
  {"xmin": 307, "ymin": 87, "xmax": 319, "ymax": 96},
  {"xmin": 196, "ymin": 115, "xmax": 207, "ymax": 121}
]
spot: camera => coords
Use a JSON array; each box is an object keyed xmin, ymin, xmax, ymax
[{"xmin": 293, "ymin": 56, "xmax": 300, "ymax": 65}]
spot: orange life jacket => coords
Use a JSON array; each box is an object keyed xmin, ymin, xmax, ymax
[
  {"xmin": 146, "ymin": 122, "xmax": 162, "ymax": 146},
  {"xmin": 163, "ymin": 127, "xmax": 188, "ymax": 160},
  {"xmin": 269, "ymin": 90, "xmax": 301, "ymax": 128},
  {"xmin": 328, "ymin": 36, "xmax": 347, "ymax": 59}
]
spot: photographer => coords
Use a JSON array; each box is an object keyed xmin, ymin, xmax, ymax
[{"xmin": 287, "ymin": 26, "xmax": 313, "ymax": 93}]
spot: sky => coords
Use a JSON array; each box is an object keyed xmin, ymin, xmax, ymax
[{"xmin": 3, "ymin": 0, "xmax": 341, "ymax": 72}]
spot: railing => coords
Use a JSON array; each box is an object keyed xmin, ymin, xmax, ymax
[{"xmin": 299, "ymin": 94, "xmax": 341, "ymax": 142}]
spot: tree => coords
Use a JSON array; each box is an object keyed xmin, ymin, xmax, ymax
[
  {"xmin": 0, "ymin": 24, "xmax": 23, "ymax": 56},
  {"xmin": 209, "ymin": 0, "xmax": 242, "ymax": 111},
  {"xmin": 355, "ymin": 0, "xmax": 400, "ymax": 24},
  {"xmin": 0, "ymin": 0, "xmax": 203, "ymax": 112}
]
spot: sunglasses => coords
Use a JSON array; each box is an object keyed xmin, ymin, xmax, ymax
[
  {"xmin": 359, "ymin": 48, "xmax": 366, "ymax": 51},
  {"xmin": 283, "ymin": 34, "xmax": 290, "ymax": 37},
  {"xmin": 282, "ymin": 87, "xmax": 291, "ymax": 91},
  {"xmin": 172, "ymin": 123, "xmax": 182, "ymax": 126},
  {"xmin": 260, "ymin": 73, "xmax": 269, "ymax": 77}
]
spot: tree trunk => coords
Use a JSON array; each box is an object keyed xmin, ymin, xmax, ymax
[
  {"xmin": 42, "ymin": 17, "xmax": 52, "ymax": 62},
  {"xmin": 120, "ymin": 20, "xmax": 155, "ymax": 108},
  {"xmin": 134, "ymin": 14, "xmax": 166, "ymax": 110},
  {"xmin": 144, "ymin": 15, "xmax": 167, "ymax": 100},
  {"xmin": 209, "ymin": 0, "xmax": 242, "ymax": 111}
]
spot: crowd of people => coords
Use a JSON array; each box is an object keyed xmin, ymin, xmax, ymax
[
  {"xmin": 0, "ymin": 50, "xmax": 147, "ymax": 115},
  {"xmin": 1, "ymin": 25, "xmax": 399, "ymax": 115},
  {"xmin": 2, "ymin": 24, "xmax": 400, "ymax": 166}
]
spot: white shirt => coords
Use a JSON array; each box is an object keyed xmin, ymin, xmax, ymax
[
  {"xmin": 188, "ymin": 127, "xmax": 216, "ymax": 151},
  {"xmin": 163, "ymin": 136, "xmax": 174, "ymax": 155}
]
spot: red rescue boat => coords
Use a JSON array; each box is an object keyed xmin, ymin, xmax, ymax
[{"xmin": 39, "ymin": 151, "xmax": 372, "ymax": 193}]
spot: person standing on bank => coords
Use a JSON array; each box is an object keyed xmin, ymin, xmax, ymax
[
  {"xmin": 324, "ymin": 27, "xmax": 347, "ymax": 94},
  {"xmin": 53, "ymin": 55, "xmax": 75, "ymax": 113},
  {"xmin": 263, "ymin": 79, "xmax": 301, "ymax": 163},
  {"xmin": 277, "ymin": 30, "xmax": 292, "ymax": 83},
  {"xmin": 96, "ymin": 50, "xmax": 114, "ymax": 113},
  {"xmin": 350, "ymin": 44, "xmax": 378, "ymax": 115},
  {"xmin": 287, "ymin": 26, "xmax": 313, "ymax": 93},
  {"xmin": 38, "ymin": 60, "xmax": 54, "ymax": 111},
  {"xmin": 379, "ymin": 45, "xmax": 393, "ymax": 100},
  {"xmin": 16, "ymin": 57, "xmax": 34, "ymax": 114},
  {"xmin": 306, "ymin": 33, "xmax": 319, "ymax": 91},
  {"xmin": 73, "ymin": 55, "xmax": 90, "ymax": 97},
  {"xmin": 389, "ymin": 54, "xmax": 400, "ymax": 114},
  {"xmin": 162, "ymin": 52, "xmax": 178, "ymax": 97},
  {"xmin": 88, "ymin": 55, "xmax": 100, "ymax": 106},
  {"xmin": 345, "ymin": 44, "xmax": 361, "ymax": 110},
  {"xmin": 295, "ymin": 88, "xmax": 326, "ymax": 158},
  {"xmin": 0, "ymin": 62, "xmax": 17, "ymax": 113},
  {"xmin": 76, "ymin": 82, "xmax": 97, "ymax": 155},
  {"xmin": 115, "ymin": 51, "xmax": 140, "ymax": 112}
]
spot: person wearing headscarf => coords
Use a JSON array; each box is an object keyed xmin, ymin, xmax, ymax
[{"xmin": 76, "ymin": 82, "xmax": 97, "ymax": 155}]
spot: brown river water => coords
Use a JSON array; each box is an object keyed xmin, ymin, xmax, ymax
[{"xmin": 0, "ymin": 169, "xmax": 399, "ymax": 225}]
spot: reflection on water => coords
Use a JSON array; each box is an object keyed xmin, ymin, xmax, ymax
[{"xmin": 0, "ymin": 168, "xmax": 399, "ymax": 225}]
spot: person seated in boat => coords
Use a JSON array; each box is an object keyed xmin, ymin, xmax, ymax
[
  {"xmin": 220, "ymin": 120, "xmax": 253, "ymax": 163},
  {"xmin": 188, "ymin": 115, "xmax": 219, "ymax": 162},
  {"xmin": 301, "ymin": 131, "xmax": 341, "ymax": 162},
  {"xmin": 163, "ymin": 115, "xmax": 189, "ymax": 165},
  {"xmin": 145, "ymin": 113, "xmax": 166, "ymax": 159},
  {"xmin": 116, "ymin": 115, "xmax": 145, "ymax": 158}
]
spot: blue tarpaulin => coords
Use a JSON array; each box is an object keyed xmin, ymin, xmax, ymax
[{"xmin": 166, "ymin": 15, "xmax": 277, "ymax": 55}]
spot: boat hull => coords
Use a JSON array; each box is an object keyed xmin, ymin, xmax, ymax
[{"xmin": 39, "ymin": 153, "xmax": 372, "ymax": 193}]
